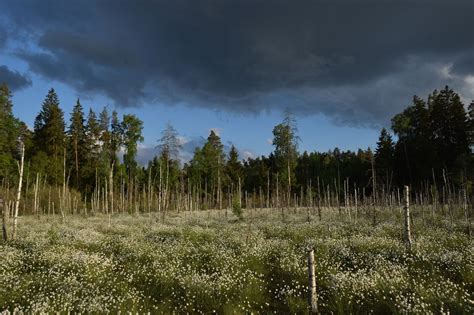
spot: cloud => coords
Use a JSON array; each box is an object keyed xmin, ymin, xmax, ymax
[
  {"xmin": 1, "ymin": 0, "xmax": 474, "ymax": 125},
  {"xmin": 0, "ymin": 65, "xmax": 32, "ymax": 91},
  {"xmin": 0, "ymin": 28, "xmax": 6, "ymax": 48},
  {"xmin": 242, "ymin": 150, "xmax": 255, "ymax": 160},
  {"xmin": 135, "ymin": 136, "xmax": 255, "ymax": 165}
]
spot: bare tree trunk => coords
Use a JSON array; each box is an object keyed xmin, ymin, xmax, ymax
[
  {"xmin": 267, "ymin": 170, "xmax": 270, "ymax": 208},
  {"xmin": 307, "ymin": 249, "xmax": 318, "ymax": 314},
  {"xmin": 74, "ymin": 135, "xmax": 80, "ymax": 189},
  {"xmin": 463, "ymin": 188, "xmax": 471, "ymax": 237},
  {"xmin": 238, "ymin": 176, "xmax": 242, "ymax": 209},
  {"xmin": 371, "ymin": 153, "xmax": 376, "ymax": 226},
  {"xmin": 287, "ymin": 157, "xmax": 291, "ymax": 208},
  {"xmin": 1, "ymin": 198, "xmax": 7, "ymax": 241},
  {"xmin": 34, "ymin": 173, "xmax": 40, "ymax": 218},
  {"xmin": 12, "ymin": 142, "xmax": 25, "ymax": 240},
  {"xmin": 404, "ymin": 185, "xmax": 412, "ymax": 250},
  {"xmin": 108, "ymin": 162, "xmax": 114, "ymax": 215}
]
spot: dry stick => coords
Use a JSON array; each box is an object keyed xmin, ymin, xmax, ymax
[
  {"xmin": 307, "ymin": 249, "xmax": 318, "ymax": 314},
  {"xmin": 12, "ymin": 142, "xmax": 25, "ymax": 240},
  {"xmin": 404, "ymin": 185, "xmax": 412, "ymax": 250}
]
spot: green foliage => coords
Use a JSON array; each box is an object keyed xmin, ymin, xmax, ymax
[
  {"xmin": 272, "ymin": 110, "xmax": 299, "ymax": 190},
  {"xmin": 110, "ymin": 110, "xmax": 122, "ymax": 165},
  {"xmin": 1, "ymin": 82, "xmax": 473, "ymax": 205},
  {"xmin": 226, "ymin": 145, "xmax": 244, "ymax": 187},
  {"xmin": 32, "ymin": 88, "xmax": 66, "ymax": 185},
  {"xmin": 121, "ymin": 114, "xmax": 144, "ymax": 176},
  {"xmin": 188, "ymin": 130, "xmax": 226, "ymax": 201},
  {"xmin": 67, "ymin": 99, "xmax": 87, "ymax": 189},
  {"xmin": 391, "ymin": 87, "xmax": 470, "ymax": 187},
  {"xmin": 232, "ymin": 194, "xmax": 243, "ymax": 220},
  {"xmin": 375, "ymin": 128, "xmax": 395, "ymax": 187},
  {"xmin": 0, "ymin": 84, "xmax": 20, "ymax": 179},
  {"xmin": 0, "ymin": 211, "xmax": 471, "ymax": 313}
]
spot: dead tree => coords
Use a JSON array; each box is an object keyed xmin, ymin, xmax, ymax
[
  {"xmin": 1, "ymin": 198, "xmax": 7, "ymax": 241},
  {"xmin": 404, "ymin": 185, "xmax": 412, "ymax": 250},
  {"xmin": 308, "ymin": 249, "xmax": 319, "ymax": 314},
  {"xmin": 12, "ymin": 141, "xmax": 25, "ymax": 240}
]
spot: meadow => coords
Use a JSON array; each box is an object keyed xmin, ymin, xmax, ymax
[{"xmin": 0, "ymin": 207, "xmax": 472, "ymax": 314}]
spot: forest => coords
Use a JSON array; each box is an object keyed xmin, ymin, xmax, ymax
[{"xmin": 0, "ymin": 84, "xmax": 473, "ymax": 217}]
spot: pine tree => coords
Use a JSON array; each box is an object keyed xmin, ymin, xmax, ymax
[
  {"xmin": 33, "ymin": 88, "xmax": 65, "ymax": 184},
  {"xmin": 202, "ymin": 130, "xmax": 225, "ymax": 173}
]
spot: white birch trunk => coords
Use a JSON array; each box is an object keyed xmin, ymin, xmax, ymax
[{"xmin": 12, "ymin": 142, "xmax": 25, "ymax": 240}]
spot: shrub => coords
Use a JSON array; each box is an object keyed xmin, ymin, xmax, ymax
[{"xmin": 232, "ymin": 195, "xmax": 243, "ymax": 220}]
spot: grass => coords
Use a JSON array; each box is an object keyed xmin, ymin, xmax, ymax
[{"xmin": 0, "ymin": 207, "xmax": 472, "ymax": 314}]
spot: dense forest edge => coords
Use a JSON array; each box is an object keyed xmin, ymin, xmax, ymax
[{"xmin": 0, "ymin": 83, "xmax": 473, "ymax": 226}]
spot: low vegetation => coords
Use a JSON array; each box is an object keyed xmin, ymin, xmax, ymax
[{"xmin": 1, "ymin": 208, "xmax": 472, "ymax": 314}]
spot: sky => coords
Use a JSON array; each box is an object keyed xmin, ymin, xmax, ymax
[{"xmin": 1, "ymin": 0, "xmax": 474, "ymax": 164}]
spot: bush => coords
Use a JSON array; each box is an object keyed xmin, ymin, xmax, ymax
[{"xmin": 232, "ymin": 195, "xmax": 243, "ymax": 220}]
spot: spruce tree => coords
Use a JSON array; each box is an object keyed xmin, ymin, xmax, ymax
[
  {"xmin": 110, "ymin": 110, "xmax": 122, "ymax": 166},
  {"xmin": 374, "ymin": 128, "xmax": 395, "ymax": 188},
  {"xmin": 429, "ymin": 86, "xmax": 469, "ymax": 177},
  {"xmin": 0, "ymin": 84, "xmax": 18, "ymax": 179},
  {"xmin": 68, "ymin": 99, "xmax": 86, "ymax": 189},
  {"xmin": 83, "ymin": 108, "xmax": 101, "ymax": 192},
  {"xmin": 33, "ymin": 88, "xmax": 65, "ymax": 184},
  {"xmin": 226, "ymin": 145, "xmax": 244, "ymax": 186},
  {"xmin": 99, "ymin": 107, "xmax": 111, "ymax": 167}
]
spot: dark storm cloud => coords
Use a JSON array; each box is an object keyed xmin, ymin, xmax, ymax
[
  {"xmin": 0, "ymin": 65, "xmax": 32, "ymax": 91},
  {"xmin": 1, "ymin": 0, "xmax": 474, "ymax": 125},
  {"xmin": 0, "ymin": 28, "xmax": 6, "ymax": 48}
]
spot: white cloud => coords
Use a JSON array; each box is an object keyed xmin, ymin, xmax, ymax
[{"xmin": 242, "ymin": 150, "xmax": 255, "ymax": 160}]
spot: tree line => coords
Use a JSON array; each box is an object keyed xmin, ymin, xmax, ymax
[{"xmin": 0, "ymin": 84, "xmax": 473, "ymax": 214}]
